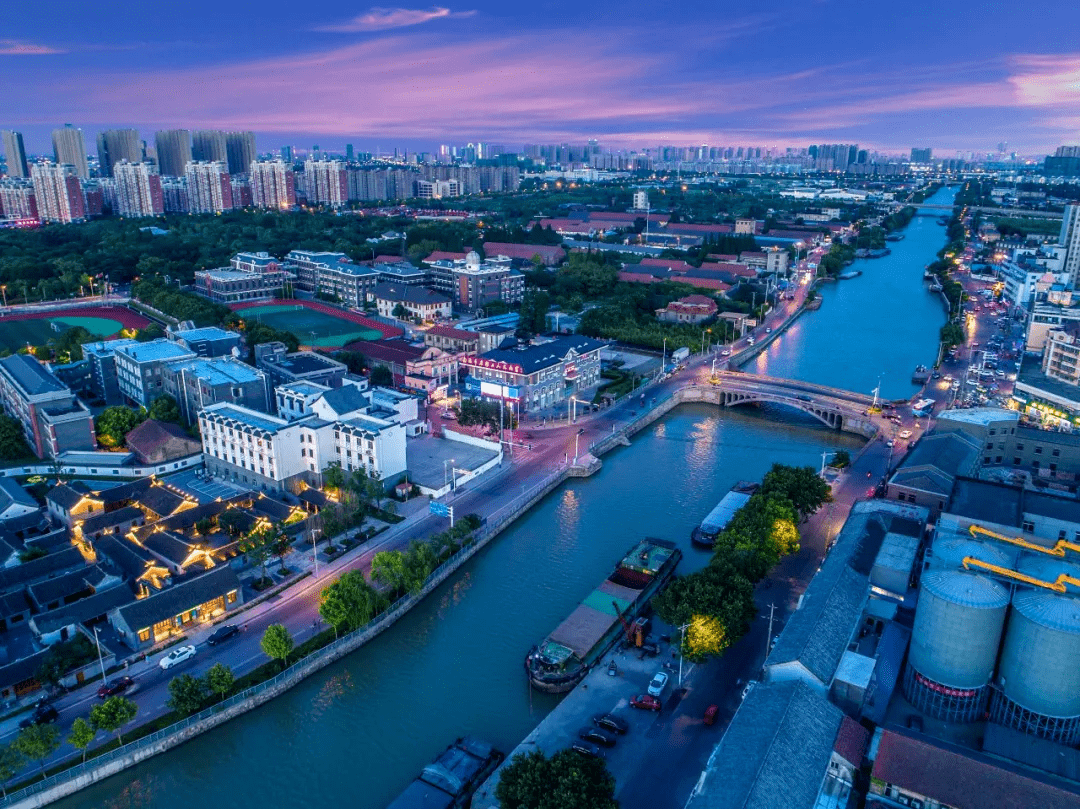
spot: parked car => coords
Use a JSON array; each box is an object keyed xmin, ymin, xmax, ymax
[
  {"xmin": 898, "ymin": 430, "xmax": 913, "ymax": 439},
  {"xmin": 19, "ymin": 704, "xmax": 58, "ymax": 729},
  {"xmin": 97, "ymin": 676, "xmax": 135, "ymax": 699},
  {"xmin": 207, "ymin": 625, "xmax": 240, "ymax": 646},
  {"xmin": 578, "ymin": 726, "xmax": 617, "ymax": 747},
  {"xmin": 630, "ymin": 694, "xmax": 662, "ymax": 711},
  {"xmin": 703, "ymin": 704, "xmax": 719, "ymax": 725},
  {"xmin": 647, "ymin": 671, "xmax": 669, "ymax": 697},
  {"xmin": 159, "ymin": 645, "xmax": 197, "ymax": 670},
  {"xmin": 741, "ymin": 681, "xmax": 757, "ymax": 701},
  {"xmin": 592, "ymin": 713, "xmax": 629, "ymax": 735},
  {"xmin": 569, "ymin": 740, "xmax": 605, "ymax": 759}
]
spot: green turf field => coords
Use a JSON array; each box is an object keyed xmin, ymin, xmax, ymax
[
  {"xmin": 0, "ymin": 316, "xmax": 126, "ymax": 353},
  {"xmin": 240, "ymin": 305, "xmax": 382, "ymax": 347}
]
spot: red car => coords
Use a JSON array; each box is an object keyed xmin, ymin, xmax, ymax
[
  {"xmin": 630, "ymin": 694, "xmax": 662, "ymax": 711},
  {"xmin": 97, "ymin": 675, "xmax": 134, "ymax": 699},
  {"xmin": 703, "ymin": 705, "xmax": 719, "ymax": 725}
]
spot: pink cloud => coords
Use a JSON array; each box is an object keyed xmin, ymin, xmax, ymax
[
  {"xmin": 314, "ymin": 6, "xmax": 476, "ymax": 32},
  {"xmin": 0, "ymin": 39, "xmax": 63, "ymax": 55}
]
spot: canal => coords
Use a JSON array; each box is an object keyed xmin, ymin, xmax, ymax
[
  {"xmin": 53, "ymin": 188, "xmax": 957, "ymax": 809},
  {"xmin": 752, "ymin": 185, "xmax": 958, "ymax": 399}
]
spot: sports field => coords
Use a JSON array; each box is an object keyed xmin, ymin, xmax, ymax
[
  {"xmin": 239, "ymin": 304, "xmax": 384, "ymax": 347},
  {"xmin": 230, "ymin": 299, "xmax": 400, "ymax": 348},
  {"xmin": 0, "ymin": 307, "xmax": 149, "ymax": 353}
]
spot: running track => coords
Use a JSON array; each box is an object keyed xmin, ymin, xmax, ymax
[
  {"xmin": 0, "ymin": 305, "xmax": 150, "ymax": 334},
  {"xmin": 229, "ymin": 298, "xmax": 403, "ymax": 343}
]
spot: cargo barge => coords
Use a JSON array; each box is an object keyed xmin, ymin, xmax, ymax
[
  {"xmin": 385, "ymin": 737, "xmax": 503, "ymax": 809},
  {"xmin": 691, "ymin": 482, "xmax": 759, "ymax": 549},
  {"xmin": 525, "ymin": 538, "xmax": 681, "ymax": 694}
]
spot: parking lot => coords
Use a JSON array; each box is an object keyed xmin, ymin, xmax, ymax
[{"xmin": 163, "ymin": 469, "xmax": 250, "ymax": 503}]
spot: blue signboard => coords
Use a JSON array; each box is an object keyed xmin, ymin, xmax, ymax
[{"xmin": 429, "ymin": 501, "xmax": 451, "ymax": 518}]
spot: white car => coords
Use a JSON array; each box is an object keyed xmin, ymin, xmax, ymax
[
  {"xmin": 741, "ymin": 680, "xmax": 757, "ymax": 701},
  {"xmin": 898, "ymin": 430, "xmax": 913, "ymax": 439},
  {"xmin": 721, "ymin": 349, "xmax": 732, "ymax": 357},
  {"xmin": 159, "ymin": 645, "xmax": 197, "ymax": 670},
  {"xmin": 647, "ymin": 671, "xmax": 669, "ymax": 697}
]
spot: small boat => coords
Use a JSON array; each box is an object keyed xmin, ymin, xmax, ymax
[
  {"xmin": 929, "ymin": 282, "xmax": 943, "ymax": 292},
  {"xmin": 385, "ymin": 737, "xmax": 503, "ymax": 809},
  {"xmin": 692, "ymin": 482, "xmax": 759, "ymax": 549},
  {"xmin": 867, "ymin": 248, "xmax": 891, "ymax": 258},
  {"xmin": 885, "ymin": 234, "xmax": 905, "ymax": 242},
  {"xmin": 838, "ymin": 270, "xmax": 862, "ymax": 280}
]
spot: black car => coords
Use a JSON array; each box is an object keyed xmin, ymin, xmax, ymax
[
  {"xmin": 578, "ymin": 726, "xmax": 617, "ymax": 748},
  {"xmin": 207, "ymin": 625, "xmax": 240, "ymax": 646},
  {"xmin": 569, "ymin": 740, "xmax": 605, "ymax": 759},
  {"xmin": 19, "ymin": 704, "xmax": 58, "ymax": 729},
  {"xmin": 592, "ymin": 713, "xmax": 629, "ymax": 735}
]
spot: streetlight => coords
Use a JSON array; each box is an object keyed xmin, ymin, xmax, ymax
[
  {"xmin": 444, "ymin": 458, "xmax": 455, "ymax": 487},
  {"xmin": 677, "ymin": 622, "xmax": 690, "ymax": 686},
  {"xmin": 93, "ymin": 625, "xmax": 107, "ymax": 683},
  {"xmin": 662, "ymin": 337, "xmax": 667, "ymax": 372},
  {"xmin": 574, "ymin": 428, "xmax": 585, "ymax": 463}
]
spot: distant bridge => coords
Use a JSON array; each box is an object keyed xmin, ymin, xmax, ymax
[
  {"xmin": 705, "ymin": 371, "xmax": 885, "ymax": 434},
  {"xmin": 912, "ymin": 204, "xmax": 1063, "ymax": 220}
]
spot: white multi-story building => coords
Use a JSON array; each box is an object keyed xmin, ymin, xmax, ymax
[
  {"xmin": 632, "ymin": 190, "xmax": 648, "ymax": 211},
  {"xmin": 303, "ymin": 159, "xmax": 347, "ymax": 207},
  {"xmin": 286, "ymin": 250, "xmax": 378, "ymax": 306},
  {"xmin": 184, "ymin": 160, "xmax": 233, "ymax": 214},
  {"xmin": 199, "ymin": 401, "xmax": 406, "ymax": 493},
  {"xmin": 0, "ymin": 178, "xmax": 37, "ymax": 220},
  {"xmin": 250, "ymin": 160, "xmax": 296, "ymax": 209},
  {"xmin": 1060, "ymin": 204, "xmax": 1080, "ymax": 286},
  {"xmin": 114, "ymin": 161, "xmax": 164, "ymax": 218},
  {"xmin": 30, "ymin": 163, "xmax": 86, "ymax": 223}
]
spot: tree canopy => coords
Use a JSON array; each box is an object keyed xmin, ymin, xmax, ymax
[
  {"xmin": 95, "ymin": 406, "xmax": 147, "ymax": 449},
  {"xmin": 496, "ymin": 749, "xmax": 617, "ymax": 809}
]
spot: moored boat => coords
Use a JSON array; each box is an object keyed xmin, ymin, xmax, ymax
[
  {"xmin": 385, "ymin": 737, "xmax": 503, "ymax": 809},
  {"xmin": 525, "ymin": 538, "xmax": 681, "ymax": 693},
  {"xmin": 691, "ymin": 481, "xmax": 759, "ymax": 549}
]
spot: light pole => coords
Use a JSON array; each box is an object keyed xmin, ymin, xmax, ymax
[
  {"xmin": 444, "ymin": 458, "xmax": 455, "ymax": 487},
  {"xmin": 820, "ymin": 450, "xmax": 840, "ymax": 476},
  {"xmin": 311, "ymin": 529, "xmax": 319, "ymax": 578},
  {"xmin": 677, "ymin": 622, "xmax": 690, "ymax": 686},
  {"xmin": 574, "ymin": 428, "xmax": 585, "ymax": 463},
  {"xmin": 662, "ymin": 337, "xmax": 667, "ymax": 372},
  {"xmin": 711, "ymin": 357, "xmax": 718, "ymax": 379},
  {"xmin": 93, "ymin": 625, "xmax": 107, "ymax": 682}
]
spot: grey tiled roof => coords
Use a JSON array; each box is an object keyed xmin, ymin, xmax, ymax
[
  {"xmin": 114, "ymin": 565, "xmax": 240, "ymax": 631},
  {"xmin": 0, "ymin": 546, "xmax": 84, "ymax": 591},
  {"xmin": 79, "ymin": 506, "xmax": 144, "ymax": 535},
  {"xmin": 685, "ymin": 681, "xmax": 843, "ymax": 809},
  {"xmin": 318, "ymin": 385, "xmax": 368, "ymax": 417},
  {"xmin": 31, "ymin": 586, "xmax": 133, "ymax": 635}
]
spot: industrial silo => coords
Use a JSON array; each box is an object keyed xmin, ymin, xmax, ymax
[
  {"xmin": 902, "ymin": 571, "xmax": 1009, "ymax": 722},
  {"xmin": 1016, "ymin": 556, "xmax": 1080, "ymax": 597},
  {"xmin": 991, "ymin": 592, "xmax": 1080, "ymax": 745},
  {"xmin": 927, "ymin": 538, "xmax": 1013, "ymax": 573}
]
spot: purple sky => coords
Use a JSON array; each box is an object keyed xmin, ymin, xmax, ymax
[{"xmin": 2, "ymin": 0, "xmax": 1079, "ymax": 156}]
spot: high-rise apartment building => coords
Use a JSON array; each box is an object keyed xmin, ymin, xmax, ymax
[
  {"xmin": 114, "ymin": 161, "xmax": 164, "ymax": 218},
  {"xmin": 1, "ymin": 130, "xmax": 29, "ymax": 178},
  {"xmin": 161, "ymin": 177, "xmax": 188, "ymax": 213},
  {"xmin": 96, "ymin": 129, "xmax": 142, "ymax": 177},
  {"xmin": 51, "ymin": 125, "xmax": 88, "ymax": 179},
  {"xmin": 0, "ymin": 179, "xmax": 37, "ymax": 220},
  {"xmin": 31, "ymin": 163, "xmax": 87, "ymax": 223},
  {"xmin": 225, "ymin": 131, "xmax": 256, "ymax": 175},
  {"xmin": 154, "ymin": 129, "xmax": 192, "ymax": 177},
  {"xmin": 192, "ymin": 130, "xmax": 227, "ymax": 164},
  {"xmin": 910, "ymin": 147, "xmax": 933, "ymax": 163},
  {"xmin": 303, "ymin": 160, "xmax": 348, "ymax": 207},
  {"xmin": 185, "ymin": 161, "xmax": 233, "ymax": 213},
  {"xmin": 250, "ymin": 160, "xmax": 296, "ymax": 209},
  {"xmin": 1061, "ymin": 204, "xmax": 1080, "ymax": 286}
]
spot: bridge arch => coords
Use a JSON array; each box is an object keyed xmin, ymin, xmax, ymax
[{"xmin": 719, "ymin": 389, "xmax": 847, "ymax": 430}]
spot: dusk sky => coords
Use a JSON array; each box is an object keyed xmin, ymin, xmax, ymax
[{"xmin": 3, "ymin": 0, "xmax": 1080, "ymax": 156}]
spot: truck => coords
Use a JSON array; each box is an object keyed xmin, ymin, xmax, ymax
[{"xmin": 671, "ymin": 346, "xmax": 690, "ymax": 363}]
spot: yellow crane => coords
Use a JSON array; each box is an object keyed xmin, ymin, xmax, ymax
[
  {"xmin": 962, "ymin": 556, "xmax": 1080, "ymax": 594},
  {"xmin": 968, "ymin": 524, "xmax": 1080, "ymax": 559}
]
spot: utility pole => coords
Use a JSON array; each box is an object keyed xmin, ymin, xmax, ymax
[{"xmin": 766, "ymin": 604, "xmax": 776, "ymax": 661}]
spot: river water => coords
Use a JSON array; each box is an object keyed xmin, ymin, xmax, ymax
[
  {"xmin": 53, "ymin": 188, "xmax": 956, "ymax": 809},
  {"xmin": 753, "ymin": 185, "xmax": 957, "ymax": 399}
]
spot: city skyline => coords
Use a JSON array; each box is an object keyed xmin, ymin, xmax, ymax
[{"xmin": 2, "ymin": 0, "xmax": 1079, "ymax": 155}]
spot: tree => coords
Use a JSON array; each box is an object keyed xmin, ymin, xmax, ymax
[
  {"xmin": 0, "ymin": 415, "xmax": 31, "ymax": 460},
  {"xmin": 830, "ymin": 450, "xmax": 851, "ymax": 469},
  {"xmin": 90, "ymin": 696, "xmax": 138, "ymax": 745},
  {"xmin": 0, "ymin": 743, "xmax": 24, "ymax": 796},
  {"xmin": 322, "ymin": 462, "xmax": 346, "ymax": 494},
  {"xmin": 392, "ymin": 302, "xmax": 408, "ymax": 319},
  {"xmin": 12, "ymin": 723, "xmax": 60, "ymax": 774},
  {"xmin": 206, "ymin": 663, "xmax": 235, "ymax": 702},
  {"xmin": 261, "ymin": 624, "xmax": 294, "ymax": 669},
  {"xmin": 370, "ymin": 365, "xmax": 393, "ymax": 387},
  {"xmin": 167, "ymin": 673, "xmax": 209, "ymax": 716},
  {"xmin": 148, "ymin": 394, "xmax": 181, "ymax": 424},
  {"xmin": 135, "ymin": 323, "xmax": 165, "ymax": 342},
  {"xmin": 319, "ymin": 570, "xmax": 384, "ymax": 636},
  {"xmin": 496, "ymin": 749, "xmax": 617, "ymax": 809},
  {"xmin": 758, "ymin": 463, "xmax": 832, "ymax": 522},
  {"xmin": 67, "ymin": 717, "xmax": 96, "ymax": 763},
  {"xmin": 239, "ymin": 525, "xmax": 277, "ymax": 585},
  {"xmin": 95, "ymin": 406, "xmax": 147, "ymax": 449},
  {"xmin": 194, "ymin": 517, "xmax": 214, "ymax": 536},
  {"xmin": 517, "ymin": 289, "xmax": 551, "ymax": 338},
  {"xmin": 370, "ymin": 550, "xmax": 409, "ymax": 595},
  {"xmin": 217, "ymin": 508, "xmax": 248, "ymax": 537}
]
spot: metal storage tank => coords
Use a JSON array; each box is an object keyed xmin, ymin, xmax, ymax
[
  {"xmin": 928, "ymin": 538, "xmax": 1011, "ymax": 572},
  {"xmin": 991, "ymin": 592, "xmax": 1080, "ymax": 745},
  {"xmin": 902, "ymin": 571, "xmax": 1009, "ymax": 722},
  {"xmin": 1016, "ymin": 556, "xmax": 1080, "ymax": 596}
]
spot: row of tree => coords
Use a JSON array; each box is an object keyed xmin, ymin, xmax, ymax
[{"xmin": 654, "ymin": 464, "xmax": 831, "ymax": 660}]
